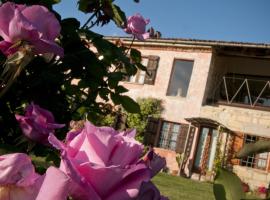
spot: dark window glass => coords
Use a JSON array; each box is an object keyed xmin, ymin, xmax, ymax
[
  {"xmin": 167, "ymin": 60, "xmax": 194, "ymax": 97},
  {"xmin": 158, "ymin": 122, "xmax": 181, "ymax": 151},
  {"xmin": 240, "ymin": 134, "xmax": 268, "ymax": 170}
]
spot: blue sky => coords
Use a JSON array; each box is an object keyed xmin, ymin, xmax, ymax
[{"xmin": 54, "ymin": 0, "xmax": 270, "ymax": 43}]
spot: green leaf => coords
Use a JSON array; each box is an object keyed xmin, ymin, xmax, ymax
[
  {"xmin": 136, "ymin": 63, "xmax": 147, "ymax": 71},
  {"xmin": 111, "ymin": 4, "xmax": 127, "ymax": 28},
  {"xmin": 236, "ymin": 140, "xmax": 270, "ymax": 158},
  {"xmin": 110, "ymin": 93, "xmax": 121, "ymax": 105},
  {"xmin": 115, "ymin": 85, "xmax": 128, "ymax": 93},
  {"xmin": 121, "ymin": 95, "xmax": 140, "ymax": 113},
  {"xmin": 61, "ymin": 18, "xmax": 80, "ymax": 33},
  {"xmin": 130, "ymin": 48, "xmax": 142, "ymax": 63},
  {"xmin": 77, "ymin": 0, "xmax": 90, "ymax": 13},
  {"xmin": 214, "ymin": 169, "xmax": 245, "ymax": 200}
]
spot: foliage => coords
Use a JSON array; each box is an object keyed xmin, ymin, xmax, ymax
[
  {"xmin": 212, "ymin": 134, "xmax": 222, "ymax": 173},
  {"xmin": 213, "ymin": 168, "xmax": 245, "ymax": 200},
  {"xmin": 125, "ymin": 98, "xmax": 163, "ymax": 142},
  {"xmin": 236, "ymin": 140, "xmax": 270, "ymax": 158},
  {"xmin": 0, "ymin": 0, "xmax": 145, "ymax": 168}
]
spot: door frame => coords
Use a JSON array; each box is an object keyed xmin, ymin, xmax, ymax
[{"xmin": 192, "ymin": 126, "xmax": 218, "ymax": 174}]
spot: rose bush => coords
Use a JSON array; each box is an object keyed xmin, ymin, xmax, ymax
[
  {"xmin": 125, "ymin": 13, "xmax": 150, "ymax": 40},
  {"xmin": 0, "ymin": 2, "xmax": 63, "ymax": 57},
  {"xmin": 15, "ymin": 103, "xmax": 65, "ymax": 144},
  {"xmin": 0, "ymin": 0, "xmax": 168, "ymax": 199},
  {"xmin": 49, "ymin": 121, "xmax": 166, "ymax": 200}
]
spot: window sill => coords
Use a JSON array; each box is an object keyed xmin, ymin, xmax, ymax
[
  {"xmin": 121, "ymin": 81, "xmax": 144, "ymax": 86},
  {"xmin": 166, "ymin": 95, "xmax": 187, "ymax": 99},
  {"xmin": 215, "ymin": 101, "xmax": 270, "ymax": 112},
  {"xmin": 238, "ymin": 165, "xmax": 268, "ymax": 173}
]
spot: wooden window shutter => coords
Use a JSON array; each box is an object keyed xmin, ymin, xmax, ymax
[
  {"xmin": 230, "ymin": 132, "xmax": 244, "ymax": 165},
  {"xmin": 144, "ymin": 117, "xmax": 161, "ymax": 146},
  {"xmin": 184, "ymin": 127, "xmax": 196, "ymax": 157},
  {"xmin": 144, "ymin": 55, "xmax": 159, "ymax": 85},
  {"xmin": 175, "ymin": 124, "xmax": 189, "ymax": 153}
]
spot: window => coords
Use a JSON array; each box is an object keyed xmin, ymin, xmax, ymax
[
  {"xmin": 125, "ymin": 56, "xmax": 159, "ymax": 85},
  {"xmin": 240, "ymin": 134, "xmax": 268, "ymax": 170},
  {"xmin": 218, "ymin": 74, "xmax": 270, "ymax": 108},
  {"xmin": 128, "ymin": 57, "xmax": 148, "ymax": 84},
  {"xmin": 158, "ymin": 121, "xmax": 181, "ymax": 151},
  {"xmin": 167, "ymin": 60, "xmax": 194, "ymax": 97}
]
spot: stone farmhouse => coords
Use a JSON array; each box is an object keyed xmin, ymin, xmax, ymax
[{"xmin": 108, "ymin": 36, "xmax": 270, "ymax": 189}]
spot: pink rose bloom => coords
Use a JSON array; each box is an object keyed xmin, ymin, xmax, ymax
[
  {"xmin": 0, "ymin": 2, "xmax": 63, "ymax": 57},
  {"xmin": 124, "ymin": 13, "xmax": 150, "ymax": 40},
  {"xmin": 49, "ymin": 122, "xmax": 166, "ymax": 200},
  {"xmin": 0, "ymin": 153, "xmax": 70, "ymax": 200},
  {"xmin": 15, "ymin": 103, "xmax": 65, "ymax": 144}
]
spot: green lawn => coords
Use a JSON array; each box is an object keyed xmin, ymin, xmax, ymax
[
  {"xmin": 153, "ymin": 173, "xmax": 268, "ymax": 200},
  {"xmin": 153, "ymin": 173, "xmax": 215, "ymax": 200}
]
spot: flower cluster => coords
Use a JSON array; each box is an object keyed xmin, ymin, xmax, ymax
[
  {"xmin": 0, "ymin": 1, "xmax": 166, "ymax": 199},
  {"xmin": 258, "ymin": 186, "xmax": 268, "ymax": 194},
  {"xmin": 0, "ymin": 2, "xmax": 63, "ymax": 57},
  {"xmin": 6, "ymin": 104, "xmax": 167, "ymax": 200}
]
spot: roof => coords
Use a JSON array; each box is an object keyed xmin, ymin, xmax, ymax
[
  {"xmin": 185, "ymin": 117, "xmax": 232, "ymax": 133},
  {"xmin": 106, "ymin": 36, "xmax": 270, "ymax": 49}
]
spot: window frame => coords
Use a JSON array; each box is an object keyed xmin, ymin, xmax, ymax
[
  {"xmin": 240, "ymin": 134, "xmax": 269, "ymax": 170},
  {"xmin": 166, "ymin": 59, "xmax": 194, "ymax": 97},
  {"xmin": 158, "ymin": 120, "xmax": 182, "ymax": 151},
  {"xmin": 125, "ymin": 56, "xmax": 149, "ymax": 85}
]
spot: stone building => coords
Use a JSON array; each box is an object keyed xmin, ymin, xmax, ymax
[{"xmin": 109, "ymin": 36, "xmax": 270, "ymax": 189}]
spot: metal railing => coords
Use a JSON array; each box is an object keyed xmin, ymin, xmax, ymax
[{"xmin": 211, "ymin": 75, "xmax": 270, "ymax": 109}]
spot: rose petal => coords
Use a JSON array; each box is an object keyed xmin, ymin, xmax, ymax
[
  {"xmin": 8, "ymin": 9, "xmax": 39, "ymax": 43},
  {"xmin": 21, "ymin": 5, "xmax": 61, "ymax": 40},
  {"xmin": 77, "ymin": 162, "xmax": 151, "ymax": 199},
  {"xmin": 35, "ymin": 167, "xmax": 70, "ymax": 200},
  {"xmin": 0, "ymin": 153, "xmax": 40, "ymax": 187}
]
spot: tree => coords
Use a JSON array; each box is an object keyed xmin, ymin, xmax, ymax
[{"xmin": 126, "ymin": 98, "xmax": 163, "ymax": 142}]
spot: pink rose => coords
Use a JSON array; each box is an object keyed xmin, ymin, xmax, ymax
[
  {"xmin": 0, "ymin": 2, "xmax": 63, "ymax": 57},
  {"xmin": 124, "ymin": 13, "xmax": 150, "ymax": 40},
  {"xmin": 0, "ymin": 153, "xmax": 70, "ymax": 200},
  {"xmin": 15, "ymin": 103, "xmax": 65, "ymax": 144},
  {"xmin": 49, "ymin": 122, "xmax": 166, "ymax": 200}
]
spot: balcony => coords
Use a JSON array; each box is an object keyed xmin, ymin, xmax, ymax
[{"xmin": 210, "ymin": 74, "xmax": 270, "ymax": 111}]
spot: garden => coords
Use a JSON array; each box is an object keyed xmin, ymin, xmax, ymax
[{"xmin": 1, "ymin": 0, "xmax": 270, "ymax": 200}]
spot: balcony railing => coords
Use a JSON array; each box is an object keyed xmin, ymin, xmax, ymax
[{"xmin": 211, "ymin": 74, "xmax": 270, "ymax": 110}]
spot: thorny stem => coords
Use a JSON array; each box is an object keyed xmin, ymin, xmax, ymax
[
  {"xmin": 124, "ymin": 36, "xmax": 135, "ymax": 56},
  {"xmin": 82, "ymin": 12, "xmax": 98, "ymax": 29}
]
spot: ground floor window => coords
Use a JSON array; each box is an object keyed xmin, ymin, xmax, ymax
[
  {"xmin": 158, "ymin": 121, "xmax": 182, "ymax": 151},
  {"xmin": 240, "ymin": 134, "xmax": 268, "ymax": 170}
]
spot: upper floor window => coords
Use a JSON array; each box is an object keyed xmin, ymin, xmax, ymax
[
  {"xmin": 240, "ymin": 134, "xmax": 268, "ymax": 170},
  {"xmin": 128, "ymin": 57, "xmax": 148, "ymax": 84},
  {"xmin": 167, "ymin": 60, "xmax": 194, "ymax": 97},
  {"xmin": 216, "ymin": 74, "xmax": 270, "ymax": 109},
  {"xmin": 125, "ymin": 55, "xmax": 159, "ymax": 85}
]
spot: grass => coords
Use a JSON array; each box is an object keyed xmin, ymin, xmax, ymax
[
  {"xmin": 152, "ymin": 173, "xmax": 215, "ymax": 200},
  {"xmin": 153, "ymin": 173, "xmax": 268, "ymax": 200}
]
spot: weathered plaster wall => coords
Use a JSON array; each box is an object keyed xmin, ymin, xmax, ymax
[
  {"xmin": 122, "ymin": 48, "xmax": 213, "ymax": 123},
  {"xmin": 200, "ymin": 105, "xmax": 270, "ymax": 138},
  {"xmin": 233, "ymin": 165, "xmax": 270, "ymax": 190}
]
